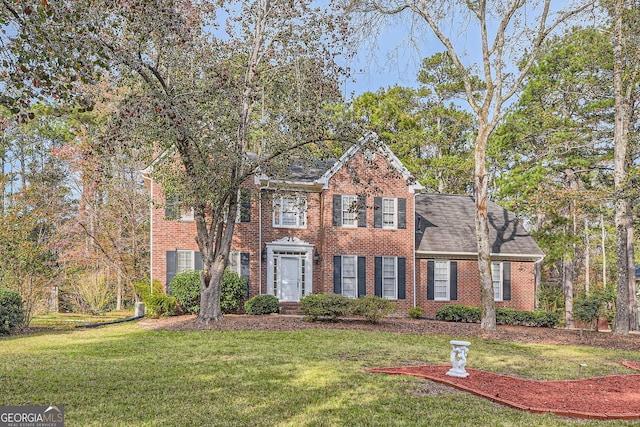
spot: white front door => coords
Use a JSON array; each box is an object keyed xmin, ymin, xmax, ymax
[{"xmin": 279, "ymin": 256, "xmax": 301, "ymax": 302}]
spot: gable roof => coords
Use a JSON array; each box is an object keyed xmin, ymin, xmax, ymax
[
  {"xmin": 415, "ymin": 194, "xmax": 544, "ymax": 261},
  {"xmin": 317, "ymin": 131, "xmax": 424, "ymax": 192},
  {"xmin": 257, "ymin": 131, "xmax": 424, "ymax": 192}
]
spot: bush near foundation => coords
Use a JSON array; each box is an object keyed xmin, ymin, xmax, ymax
[
  {"xmin": 300, "ymin": 294, "xmax": 395, "ymax": 323},
  {"xmin": 245, "ymin": 294, "xmax": 279, "ymax": 315},
  {"xmin": 300, "ymin": 293, "xmax": 352, "ymax": 321},
  {"xmin": 0, "ymin": 288, "xmax": 25, "ymax": 335},
  {"xmin": 435, "ymin": 305, "xmax": 559, "ymax": 328}
]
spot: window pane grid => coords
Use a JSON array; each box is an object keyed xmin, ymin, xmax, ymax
[
  {"xmin": 434, "ymin": 260, "xmax": 449, "ymax": 300},
  {"xmin": 274, "ymin": 195, "xmax": 306, "ymax": 227},
  {"xmin": 492, "ymin": 262, "xmax": 502, "ymax": 300},
  {"xmin": 177, "ymin": 251, "xmax": 193, "ymax": 273},
  {"xmin": 342, "ymin": 255, "xmax": 357, "ymax": 298},
  {"xmin": 382, "ymin": 256, "xmax": 396, "ymax": 299},
  {"xmin": 342, "ymin": 195, "xmax": 357, "ymax": 227},
  {"xmin": 382, "ymin": 198, "xmax": 396, "ymax": 228}
]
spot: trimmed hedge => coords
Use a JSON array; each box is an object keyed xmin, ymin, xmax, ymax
[
  {"xmin": 300, "ymin": 293, "xmax": 352, "ymax": 321},
  {"xmin": 352, "ymin": 295, "xmax": 394, "ymax": 323},
  {"xmin": 169, "ymin": 269, "xmax": 248, "ymax": 315},
  {"xmin": 245, "ymin": 294, "xmax": 279, "ymax": 315},
  {"xmin": 170, "ymin": 270, "xmax": 201, "ymax": 314},
  {"xmin": 0, "ymin": 288, "xmax": 25, "ymax": 335},
  {"xmin": 435, "ymin": 304, "xmax": 560, "ymax": 328},
  {"xmin": 221, "ymin": 269, "xmax": 248, "ymax": 314},
  {"xmin": 300, "ymin": 293, "xmax": 395, "ymax": 323}
]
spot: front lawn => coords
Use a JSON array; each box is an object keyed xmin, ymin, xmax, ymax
[{"xmin": 1, "ymin": 321, "xmax": 638, "ymax": 426}]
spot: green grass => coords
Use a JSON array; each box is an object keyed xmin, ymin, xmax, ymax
[
  {"xmin": 1, "ymin": 321, "xmax": 640, "ymax": 426},
  {"xmin": 29, "ymin": 310, "xmax": 135, "ymax": 329}
]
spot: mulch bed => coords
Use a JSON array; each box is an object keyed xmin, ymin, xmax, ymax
[{"xmin": 367, "ymin": 362, "xmax": 640, "ymax": 420}]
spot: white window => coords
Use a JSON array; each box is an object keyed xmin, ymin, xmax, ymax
[
  {"xmin": 228, "ymin": 251, "xmax": 241, "ymax": 275},
  {"xmin": 342, "ymin": 195, "xmax": 358, "ymax": 227},
  {"xmin": 177, "ymin": 250, "xmax": 195, "ymax": 273},
  {"xmin": 382, "ymin": 256, "xmax": 397, "ymax": 299},
  {"xmin": 492, "ymin": 262, "xmax": 503, "ymax": 301},
  {"xmin": 341, "ymin": 255, "xmax": 358, "ymax": 298},
  {"xmin": 434, "ymin": 260, "xmax": 450, "ymax": 301},
  {"xmin": 273, "ymin": 194, "xmax": 307, "ymax": 228},
  {"xmin": 382, "ymin": 197, "xmax": 397, "ymax": 229}
]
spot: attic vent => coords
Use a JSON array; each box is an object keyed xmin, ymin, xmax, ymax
[{"xmin": 363, "ymin": 148, "xmax": 376, "ymax": 161}]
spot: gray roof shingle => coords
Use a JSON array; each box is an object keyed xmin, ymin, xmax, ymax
[{"xmin": 415, "ymin": 194, "xmax": 544, "ymax": 260}]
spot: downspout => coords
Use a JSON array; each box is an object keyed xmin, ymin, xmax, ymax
[
  {"xmin": 258, "ymin": 188, "xmax": 262, "ymax": 295},
  {"xmin": 150, "ymin": 178, "xmax": 154, "ymax": 295},
  {"xmin": 413, "ymin": 191, "xmax": 417, "ymax": 308}
]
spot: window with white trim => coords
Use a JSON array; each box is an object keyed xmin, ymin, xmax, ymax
[
  {"xmin": 382, "ymin": 256, "xmax": 397, "ymax": 299},
  {"xmin": 434, "ymin": 260, "xmax": 450, "ymax": 300},
  {"xmin": 492, "ymin": 262, "xmax": 503, "ymax": 301},
  {"xmin": 341, "ymin": 195, "xmax": 358, "ymax": 227},
  {"xmin": 177, "ymin": 250, "xmax": 195, "ymax": 273},
  {"xmin": 382, "ymin": 197, "xmax": 397, "ymax": 229},
  {"xmin": 273, "ymin": 194, "xmax": 307, "ymax": 228},
  {"xmin": 228, "ymin": 251, "xmax": 241, "ymax": 275},
  {"xmin": 341, "ymin": 255, "xmax": 358, "ymax": 298}
]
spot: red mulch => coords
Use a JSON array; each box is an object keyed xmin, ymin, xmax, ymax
[{"xmin": 367, "ymin": 362, "xmax": 640, "ymax": 420}]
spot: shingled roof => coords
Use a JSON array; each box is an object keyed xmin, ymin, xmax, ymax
[{"xmin": 415, "ymin": 194, "xmax": 544, "ymax": 261}]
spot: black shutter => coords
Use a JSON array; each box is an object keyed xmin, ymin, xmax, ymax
[
  {"xmin": 427, "ymin": 260, "xmax": 434, "ymax": 300},
  {"xmin": 195, "ymin": 252, "xmax": 203, "ymax": 270},
  {"xmin": 333, "ymin": 195, "xmax": 342, "ymax": 226},
  {"xmin": 357, "ymin": 256, "xmax": 366, "ymax": 297},
  {"xmin": 374, "ymin": 197, "xmax": 382, "ymax": 228},
  {"xmin": 398, "ymin": 198, "xmax": 406, "ymax": 229},
  {"xmin": 357, "ymin": 196, "xmax": 367, "ymax": 228},
  {"xmin": 450, "ymin": 261, "xmax": 458, "ymax": 301},
  {"xmin": 397, "ymin": 257, "xmax": 406, "ymax": 299},
  {"xmin": 166, "ymin": 251, "xmax": 177, "ymax": 292},
  {"xmin": 240, "ymin": 189, "xmax": 251, "ymax": 223},
  {"xmin": 333, "ymin": 256, "xmax": 342, "ymax": 294},
  {"xmin": 374, "ymin": 257, "xmax": 382, "ymax": 297},
  {"xmin": 503, "ymin": 262, "xmax": 511, "ymax": 301}
]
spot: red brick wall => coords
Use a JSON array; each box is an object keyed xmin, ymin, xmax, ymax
[
  {"xmin": 416, "ymin": 258, "xmax": 537, "ymax": 318},
  {"xmin": 317, "ymin": 149, "xmax": 417, "ymax": 315}
]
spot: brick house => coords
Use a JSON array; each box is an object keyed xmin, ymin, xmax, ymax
[{"xmin": 144, "ymin": 132, "xmax": 544, "ymax": 317}]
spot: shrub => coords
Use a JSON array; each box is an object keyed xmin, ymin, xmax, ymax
[
  {"xmin": 573, "ymin": 294, "xmax": 602, "ymax": 330},
  {"xmin": 0, "ymin": 288, "xmax": 25, "ymax": 335},
  {"xmin": 353, "ymin": 295, "xmax": 395, "ymax": 323},
  {"xmin": 408, "ymin": 306, "xmax": 423, "ymax": 319},
  {"xmin": 146, "ymin": 293, "xmax": 178, "ymax": 318},
  {"xmin": 300, "ymin": 293, "xmax": 352, "ymax": 321},
  {"xmin": 435, "ymin": 305, "xmax": 480, "ymax": 323},
  {"xmin": 134, "ymin": 278, "xmax": 164, "ymax": 303},
  {"xmin": 245, "ymin": 294, "xmax": 279, "ymax": 315},
  {"xmin": 436, "ymin": 304, "xmax": 560, "ymax": 328},
  {"xmin": 170, "ymin": 270, "xmax": 201, "ymax": 314},
  {"xmin": 221, "ymin": 269, "xmax": 248, "ymax": 314}
]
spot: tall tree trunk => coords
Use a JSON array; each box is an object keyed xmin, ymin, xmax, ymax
[
  {"xmin": 584, "ymin": 218, "xmax": 590, "ymax": 295},
  {"xmin": 563, "ymin": 256, "xmax": 574, "ymax": 329},
  {"xmin": 613, "ymin": 0, "xmax": 630, "ymax": 335},
  {"xmin": 601, "ymin": 214, "xmax": 607, "ymax": 287},
  {"xmin": 475, "ymin": 125, "xmax": 496, "ymax": 330},
  {"xmin": 627, "ymin": 202, "xmax": 637, "ymax": 330}
]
